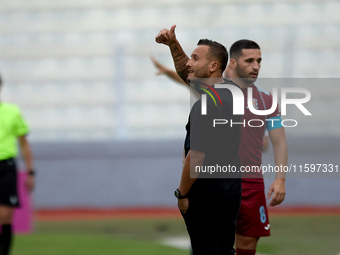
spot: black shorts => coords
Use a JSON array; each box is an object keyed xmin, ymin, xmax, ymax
[{"xmin": 0, "ymin": 158, "xmax": 20, "ymax": 207}]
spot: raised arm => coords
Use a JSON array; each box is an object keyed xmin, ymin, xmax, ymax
[
  {"xmin": 150, "ymin": 56, "xmax": 186, "ymax": 85},
  {"xmin": 155, "ymin": 25, "xmax": 190, "ymax": 84}
]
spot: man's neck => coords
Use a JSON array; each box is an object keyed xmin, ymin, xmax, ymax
[
  {"xmin": 229, "ymin": 78, "xmax": 253, "ymax": 89},
  {"xmin": 195, "ymin": 77, "xmax": 224, "ymax": 86}
]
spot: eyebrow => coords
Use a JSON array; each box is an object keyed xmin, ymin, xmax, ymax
[{"xmin": 245, "ymin": 57, "xmax": 262, "ymax": 61}]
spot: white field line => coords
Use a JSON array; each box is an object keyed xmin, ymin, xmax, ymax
[{"xmin": 161, "ymin": 237, "xmax": 190, "ymax": 250}]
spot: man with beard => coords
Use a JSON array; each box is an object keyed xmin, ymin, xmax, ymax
[
  {"xmin": 227, "ymin": 39, "xmax": 287, "ymax": 255},
  {"xmin": 156, "ymin": 26, "xmax": 242, "ymax": 255}
]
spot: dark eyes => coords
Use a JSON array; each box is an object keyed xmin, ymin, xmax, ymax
[{"xmin": 246, "ymin": 59, "xmax": 261, "ymax": 63}]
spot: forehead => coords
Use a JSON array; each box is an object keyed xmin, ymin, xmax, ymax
[
  {"xmin": 191, "ymin": 45, "xmax": 210, "ymax": 57},
  {"xmin": 240, "ymin": 48, "xmax": 261, "ymax": 59}
]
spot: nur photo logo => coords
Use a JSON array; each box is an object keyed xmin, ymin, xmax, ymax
[{"xmin": 194, "ymin": 81, "xmax": 312, "ymax": 128}]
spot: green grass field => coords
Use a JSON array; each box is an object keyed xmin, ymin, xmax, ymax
[{"xmin": 12, "ymin": 215, "xmax": 340, "ymax": 255}]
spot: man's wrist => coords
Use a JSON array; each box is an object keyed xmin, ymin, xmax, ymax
[
  {"xmin": 169, "ymin": 40, "xmax": 180, "ymax": 51},
  {"xmin": 275, "ymin": 177, "xmax": 285, "ymax": 183},
  {"xmin": 174, "ymin": 188, "xmax": 188, "ymax": 199}
]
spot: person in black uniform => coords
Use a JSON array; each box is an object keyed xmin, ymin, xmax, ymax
[{"xmin": 156, "ymin": 25, "xmax": 242, "ymax": 255}]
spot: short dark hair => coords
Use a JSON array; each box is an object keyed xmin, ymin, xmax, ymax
[
  {"xmin": 197, "ymin": 39, "xmax": 228, "ymax": 74},
  {"xmin": 229, "ymin": 39, "xmax": 260, "ymax": 59}
]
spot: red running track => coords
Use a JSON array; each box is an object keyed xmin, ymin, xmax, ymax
[{"xmin": 35, "ymin": 206, "xmax": 340, "ymax": 222}]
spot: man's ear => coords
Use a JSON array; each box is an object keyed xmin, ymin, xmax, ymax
[
  {"xmin": 209, "ymin": 61, "xmax": 219, "ymax": 73},
  {"xmin": 229, "ymin": 58, "xmax": 237, "ymax": 69}
]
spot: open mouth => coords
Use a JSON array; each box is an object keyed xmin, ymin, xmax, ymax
[{"xmin": 187, "ymin": 69, "xmax": 194, "ymax": 78}]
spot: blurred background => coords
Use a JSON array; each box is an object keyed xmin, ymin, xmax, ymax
[
  {"xmin": 0, "ymin": 0, "xmax": 339, "ymax": 221},
  {"xmin": 1, "ymin": 1, "xmax": 340, "ymax": 254}
]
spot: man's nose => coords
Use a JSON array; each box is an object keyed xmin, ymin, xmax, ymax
[{"xmin": 253, "ymin": 62, "xmax": 260, "ymax": 71}]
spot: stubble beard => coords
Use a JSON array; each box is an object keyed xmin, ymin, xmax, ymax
[
  {"xmin": 235, "ymin": 66, "xmax": 257, "ymax": 84},
  {"xmin": 188, "ymin": 65, "xmax": 210, "ymax": 83},
  {"xmin": 189, "ymin": 65, "xmax": 211, "ymax": 94}
]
